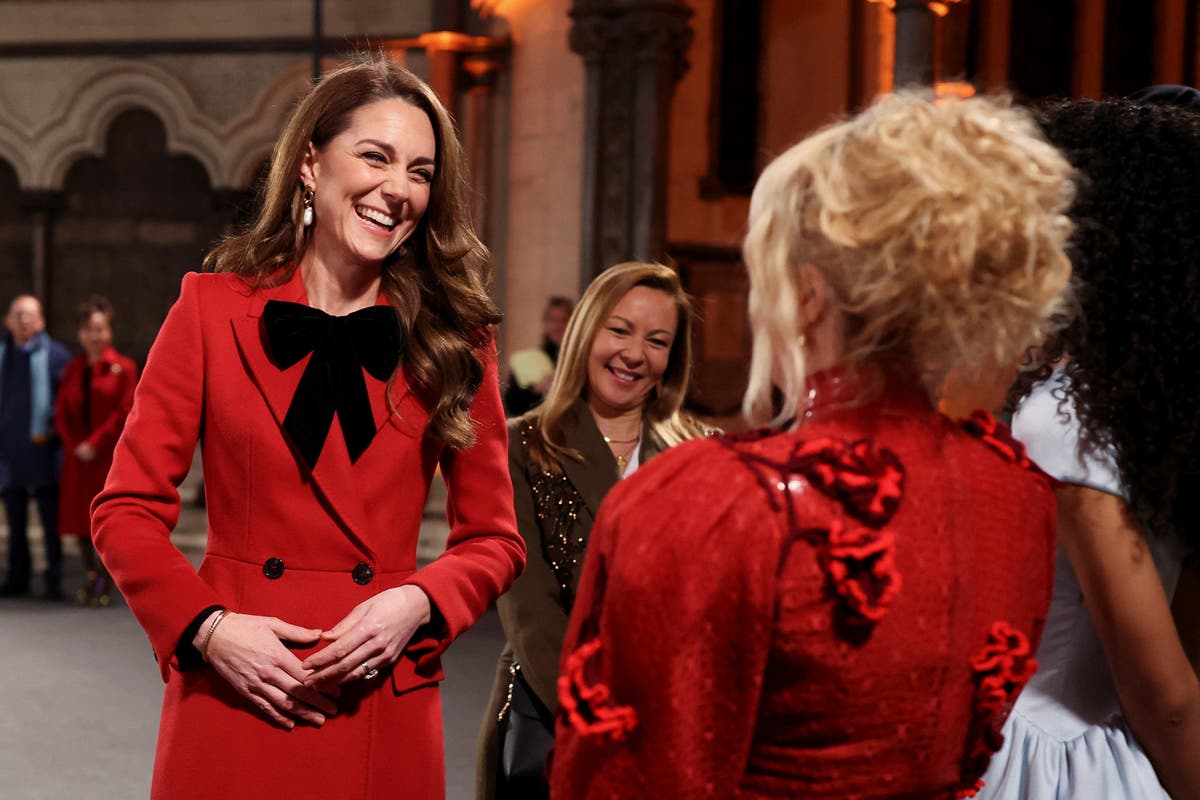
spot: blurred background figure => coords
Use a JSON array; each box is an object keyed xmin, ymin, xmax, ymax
[
  {"xmin": 502, "ymin": 296, "xmax": 574, "ymax": 417},
  {"xmin": 479, "ymin": 262, "xmax": 708, "ymax": 800},
  {"xmin": 977, "ymin": 95, "xmax": 1200, "ymax": 800},
  {"xmin": 55, "ymin": 295, "xmax": 137, "ymax": 606},
  {"xmin": 551, "ymin": 92, "xmax": 1076, "ymax": 799},
  {"xmin": 0, "ymin": 294, "xmax": 70, "ymax": 599}
]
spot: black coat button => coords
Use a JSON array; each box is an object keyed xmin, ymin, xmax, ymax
[
  {"xmin": 263, "ymin": 558, "xmax": 285, "ymax": 579},
  {"xmin": 352, "ymin": 563, "xmax": 374, "ymax": 585}
]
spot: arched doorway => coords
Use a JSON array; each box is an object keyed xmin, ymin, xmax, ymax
[{"xmin": 53, "ymin": 108, "xmax": 224, "ymax": 363}]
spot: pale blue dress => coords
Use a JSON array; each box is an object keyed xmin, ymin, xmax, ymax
[{"xmin": 976, "ymin": 371, "xmax": 1183, "ymax": 799}]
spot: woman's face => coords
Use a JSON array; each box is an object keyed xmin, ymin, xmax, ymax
[
  {"xmin": 78, "ymin": 311, "xmax": 112, "ymax": 359},
  {"xmin": 300, "ymin": 97, "xmax": 436, "ymax": 270},
  {"xmin": 584, "ymin": 286, "xmax": 678, "ymax": 417}
]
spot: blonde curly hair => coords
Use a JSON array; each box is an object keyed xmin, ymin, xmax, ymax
[{"xmin": 742, "ymin": 91, "xmax": 1076, "ymax": 427}]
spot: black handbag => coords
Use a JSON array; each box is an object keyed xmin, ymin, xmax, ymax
[{"xmin": 497, "ymin": 661, "xmax": 555, "ymax": 799}]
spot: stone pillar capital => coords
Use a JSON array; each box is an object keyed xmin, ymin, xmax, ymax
[
  {"xmin": 570, "ymin": 1, "xmax": 692, "ymax": 74},
  {"xmin": 569, "ymin": 0, "xmax": 694, "ymax": 277}
]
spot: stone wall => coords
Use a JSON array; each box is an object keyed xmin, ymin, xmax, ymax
[
  {"xmin": 492, "ymin": 0, "xmax": 586, "ymax": 362},
  {"xmin": 667, "ymin": 0, "xmax": 853, "ymax": 248},
  {"xmin": 0, "ymin": 0, "xmax": 431, "ymax": 44}
]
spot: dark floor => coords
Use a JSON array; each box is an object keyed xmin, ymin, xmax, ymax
[
  {"xmin": 0, "ymin": 469, "xmax": 506, "ymax": 800},
  {"xmin": 0, "ymin": 583, "xmax": 505, "ymax": 799}
]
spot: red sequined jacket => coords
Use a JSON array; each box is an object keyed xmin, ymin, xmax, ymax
[{"xmin": 550, "ymin": 371, "xmax": 1055, "ymax": 799}]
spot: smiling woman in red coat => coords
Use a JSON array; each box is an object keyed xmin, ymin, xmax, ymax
[
  {"xmin": 92, "ymin": 55, "xmax": 525, "ymax": 800},
  {"xmin": 551, "ymin": 93, "xmax": 1078, "ymax": 798},
  {"xmin": 55, "ymin": 295, "xmax": 136, "ymax": 605}
]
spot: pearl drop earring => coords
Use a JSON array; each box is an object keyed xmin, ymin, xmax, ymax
[{"xmin": 302, "ymin": 187, "xmax": 315, "ymax": 227}]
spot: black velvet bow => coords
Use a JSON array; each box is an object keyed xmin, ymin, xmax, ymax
[{"xmin": 261, "ymin": 299, "xmax": 401, "ymax": 469}]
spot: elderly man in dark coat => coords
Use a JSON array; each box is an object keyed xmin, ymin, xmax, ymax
[{"xmin": 0, "ymin": 295, "xmax": 71, "ymax": 598}]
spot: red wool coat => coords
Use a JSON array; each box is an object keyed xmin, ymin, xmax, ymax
[
  {"xmin": 55, "ymin": 347, "xmax": 137, "ymax": 538},
  {"xmin": 93, "ymin": 270, "xmax": 525, "ymax": 800},
  {"xmin": 552, "ymin": 371, "xmax": 1056, "ymax": 799}
]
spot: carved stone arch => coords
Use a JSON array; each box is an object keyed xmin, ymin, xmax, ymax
[
  {"xmin": 0, "ymin": 130, "xmax": 34, "ymax": 190},
  {"xmin": 0, "ymin": 59, "xmax": 316, "ymax": 192},
  {"xmin": 222, "ymin": 59, "xmax": 318, "ymax": 188},
  {"xmin": 34, "ymin": 62, "xmax": 228, "ymax": 190}
]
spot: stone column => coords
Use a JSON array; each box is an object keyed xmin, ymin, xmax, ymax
[
  {"xmin": 570, "ymin": 0, "xmax": 693, "ymax": 279},
  {"xmin": 413, "ymin": 34, "xmax": 509, "ymax": 221},
  {"xmin": 891, "ymin": 0, "xmax": 937, "ymax": 87},
  {"xmin": 425, "ymin": 42, "xmax": 461, "ymax": 111},
  {"xmin": 21, "ymin": 190, "xmax": 61, "ymax": 316},
  {"xmin": 462, "ymin": 54, "xmax": 503, "ymax": 236}
]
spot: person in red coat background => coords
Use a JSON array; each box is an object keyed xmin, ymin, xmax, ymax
[
  {"xmin": 551, "ymin": 92, "xmax": 1077, "ymax": 799},
  {"xmin": 92, "ymin": 55, "xmax": 525, "ymax": 800},
  {"xmin": 56, "ymin": 294, "xmax": 137, "ymax": 605}
]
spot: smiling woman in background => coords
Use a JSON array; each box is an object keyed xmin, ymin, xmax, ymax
[
  {"xmin": 477, "ymin": 261, "xmax": 709, "ymax": 800},
  {"xmin": 92, "ymin": 55, "xmax": 524, "ymax": 800}
]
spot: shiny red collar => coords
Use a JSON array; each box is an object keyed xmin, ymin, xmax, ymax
[{"xmin": 799, "ymin": 364, "xmax": 933, "ymax": 425}]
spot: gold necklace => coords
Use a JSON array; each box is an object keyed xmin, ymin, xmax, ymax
[
  {"xmin": 604, "ymin": 436, "xmax": 639, "ymax": 473},
  {"xmin": 602, "ymin": 434, "xmax": 640, "ymax": 445}
]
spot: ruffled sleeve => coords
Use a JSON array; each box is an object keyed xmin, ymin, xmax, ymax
[
  {"xmin": 550, "ymin": 438, "xmax": 782, "ymax": 798},
  {"xmin": 1011, "ymin": 371, "xmax": 1124, "ymax": 498}
]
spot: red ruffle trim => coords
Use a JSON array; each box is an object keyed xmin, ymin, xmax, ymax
[
  {"xmin": 558, "ymin": 637, "xmax": 638, "ymax": 742},
  {"xmin": 956, "ymin": 621, "xmax": 1038, "ymax": 798},
  {"xmin": 722, "ymin": 434, "xmax": 906, "ymax": 630},
  {"xmin": 791, "ymin": 437, "xmax": 906, "ymax": 526},
  {"xmin": 822, "ymin": 519, "xmax": 902, "ymax": 622},
  {"xmin": 959, "ymin": 410, "xmax": 1033, "ymax": 470}
]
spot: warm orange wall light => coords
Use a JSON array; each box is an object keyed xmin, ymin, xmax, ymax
[
  {"xmin": 471, "ymin": 0, "xmax": 539, "ymax": 18},
  {"xmin": 865, "ymin": 0, "xmax": 961, "ymax": 11},
  {"xmin": 935, "ymin": 80, "xmax": 976, "ymax": 98}
]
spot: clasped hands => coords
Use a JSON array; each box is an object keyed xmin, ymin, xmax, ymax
[{"xmin": 197, "ymin": 585, "xmax": 432, "ymax": 730}]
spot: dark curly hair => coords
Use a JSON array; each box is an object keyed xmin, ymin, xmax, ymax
[{"xmin": 1009, "ymin": 98, "xmax": 1200, "ymax": 548}]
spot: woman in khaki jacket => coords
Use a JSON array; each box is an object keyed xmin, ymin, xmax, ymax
[{"xmin": 477, "ymin": 261, "xmax": 710, "ymax": 799}]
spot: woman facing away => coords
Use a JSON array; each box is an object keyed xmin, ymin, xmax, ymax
[
  {"xmin": 92, "ymin": 55, "xmax": 525, "ymax": 800},
  {"xmin": 477, "ymin": 261, "xmax": 710, "ymax": 800},
  {"xmin": 550, "ymin": 91, "xmax": 1076, "ymax": 799},
  {"xmin": 976, "ymin": 97, "xmax": 1200, "ymax": 800},
  {"xmin": 55, "ymin": 294, "xmax": 137, "ymax": 606}
]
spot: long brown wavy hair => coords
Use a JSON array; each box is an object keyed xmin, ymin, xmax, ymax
[
  {"xmin": 526, "ymin": 261, "xmax": 709, "ymax": 473},
  {"xmin": 203, "ymin": 53, "xmax": 500, "ymax": 449}
]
